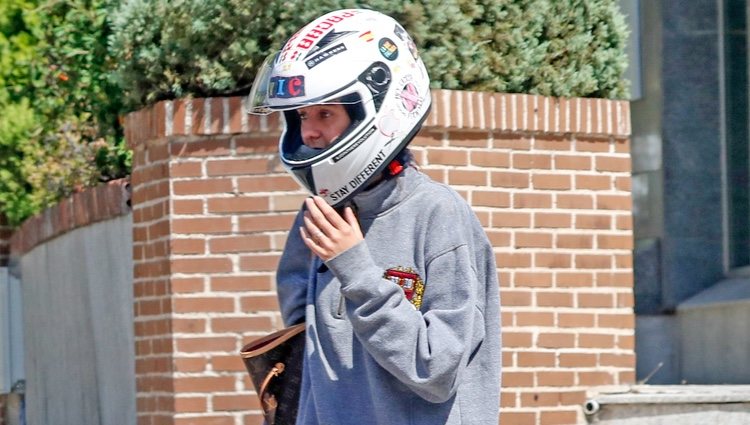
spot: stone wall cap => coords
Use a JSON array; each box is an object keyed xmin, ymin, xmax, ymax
[{"xmin": 587, "ymin": 385, "xmax": 750, "ymax": 405}]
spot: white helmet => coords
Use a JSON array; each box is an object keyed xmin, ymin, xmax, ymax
[{"xmin": 248, "ymin": 9, "xmax": 431, "ymax": 207}]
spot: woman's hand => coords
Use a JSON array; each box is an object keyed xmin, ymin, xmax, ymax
[{"xmin": 300, "ymin": 196, "xmax": 363, "ymax": 261}]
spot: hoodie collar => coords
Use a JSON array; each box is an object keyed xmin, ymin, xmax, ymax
[{"xmin": 351, "ymin": 166, "xmax": 425, "ymax": 218}]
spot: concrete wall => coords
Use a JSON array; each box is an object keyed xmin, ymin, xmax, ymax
[
  {"xmin": 677, "ymin": 278, "xmax": 750, "ymax": 384},
  {"xmin": 9, "ymin": 181, "xmax": 134, "ymax": 425}
]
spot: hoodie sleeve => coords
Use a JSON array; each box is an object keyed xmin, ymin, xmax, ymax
[
  {"xmin": 326, "ymin": 238, "xmax": 488, "ymax": 403},
  {"xmin": 276, "ymin": 209, "xmax": 313, "ymax": 326}
]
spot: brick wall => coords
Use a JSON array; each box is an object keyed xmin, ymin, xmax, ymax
[
  {"xmin": 0, "ymin": 214, "xmax": 10, "ymax": 267},
  {"xmin": 125, "ymin": 90, "xmax": 633, "ymax": 425}
]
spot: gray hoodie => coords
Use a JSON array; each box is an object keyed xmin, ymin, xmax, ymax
[{"xmin": 277, "ymin": 166, "xmax": 501, "ymax": 425}]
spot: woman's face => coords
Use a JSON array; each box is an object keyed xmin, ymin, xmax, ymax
[{"xmin": 298, "ymin": 103, "xmax": 351, "ymax": 149}]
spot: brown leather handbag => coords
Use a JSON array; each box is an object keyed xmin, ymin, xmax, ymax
[{"xmin": 240, "ymin": 323, "xmax": 305, "ymax": 425}]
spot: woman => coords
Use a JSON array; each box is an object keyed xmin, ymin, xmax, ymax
[{"xmin": 248, "ymin": 9, "xmax": 501, "ymax": 424}]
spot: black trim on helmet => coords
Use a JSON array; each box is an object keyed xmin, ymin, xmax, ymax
[{"xmin": 358, "ymin": 62, "xmax": 391, "ymax": 111}]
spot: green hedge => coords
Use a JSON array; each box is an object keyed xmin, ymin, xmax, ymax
[
  {"xmin": 110, "ymin": 0, "xmax": 629, "ymax": 110},
  {"xmin": 1, "ymin": 0, "xmax": 628, "ymax": 226},
  {"xmin": 0, "ymin": 0, "xmax": 129, "ymax": 226}
]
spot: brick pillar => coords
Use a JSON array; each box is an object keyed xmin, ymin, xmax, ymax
[
  {"xmin": 127, "ymin": 97, "xmax": 297, "ymax": 425},
  {"xmin": 125, "ymin": 91, "xmax": 633, "ymax": 425},
  {"xmin": 129, "ymin": 131, "xmax": 174, "ymax": 424}
]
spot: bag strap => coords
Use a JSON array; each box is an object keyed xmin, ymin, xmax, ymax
[{"xmin": 260, "ymin": 362, "xmax": 285, "ymax": 425}]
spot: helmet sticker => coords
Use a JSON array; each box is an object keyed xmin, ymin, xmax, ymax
[
  {"xmin": 378, "ymin": 38, "xmax": 399, "ymax": 61},
  {"xmin": 400, "ymin": 83, "xmax": 420, "ymax": 111},
  {"xmin": 306, "ymin": 43, "xmax": 347, "ymax": 69},
  {"xmin": 269, "ymin": 75, "xmax": 305, "ymax": 98},
  {"xmin": 396, "ymin": 76, "xmax": 423, "ymax": 117},
  {"xmin": 359, "ymin": 31, "xmax": 374, "ymax": 42},
  {"xmin": 394, "ymin": 24, "xmax": 419, "ymax": 60},
  {"xmin": 378, "ymin": 111, "xmax": 401, "ymax": 137},
  {"xmin": 304, "ymin": 30, "xmax": 356, "ymax": 58},
  {"xmin": 333, "ymin": 126, "xmax": 377, "ymax": 162},
  {"xmin": 325, "ymin": 148, "xmax": 387, "ymax": 203},
  {"xmin": 280, "ymin": 10, "xmax": 360, "ymax": 61}
]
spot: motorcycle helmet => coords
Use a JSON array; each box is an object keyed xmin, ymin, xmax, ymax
[{"xmin": 247, "ymin": 9, "xmax": 431, "ymax": 207}]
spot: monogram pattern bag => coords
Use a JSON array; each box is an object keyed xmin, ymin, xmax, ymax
[{"xmin": 240, "ymin": 323, "xmax": 306, "ymax": 425}]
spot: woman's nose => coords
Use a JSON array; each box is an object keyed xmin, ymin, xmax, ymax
[{"xmin": 302, "ymin": 124, "xmax": 322, "ymax": 145}]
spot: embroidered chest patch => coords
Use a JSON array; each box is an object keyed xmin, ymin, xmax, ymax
[{"xmin": 384, "ymin": 267, "xmax": 425, "ymax": 309}]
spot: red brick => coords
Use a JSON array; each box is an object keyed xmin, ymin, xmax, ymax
[
  {"xmin": 500, "ymin": 290, "xmax": 533, "ymax": 306},
  {"xmin": 239, "ymin": 253, "xmax": 281, "ymax": 271},
  {"xmin": 235, "ymin": 136, "xmax": 278, "ymax": 154},
  {"xmin": 554, "ymin": 155, "xmax": 591, "ymax": 170},
  {"xmin": 516, "ymin": 312, "xmax": 554, "ymax": 326},
  {"xmin": 173, "ymin": 179, "xmax": 233, "ymax": 195},
  {"xmin": 596, "ymin": 156, "xmax": 631, "ymax": 172},
  {"xmin": 515, "ymin": 232, "xmax": 553, "ymax": 248},
  {"xmin": 207, "ymin": 197, "xmax": 271, "ymax": 214},
  {"xmin": 536, "ymin": 292, "xmax": 574, "ymax": 307},
  {"xmin": 238, "ymin": 175, "xmax": 299, "ymax": 192},
  {"xmin": 492, "ymin": 211, "xmax": 532, "ymax": 227},
  {"xmin": 513, "ymin": 153, "xmax": 552, "ymax": 169},
  {"xmin": 514, "ymin": 192, "xmax": 553, "ymax": 209},
  {"xmin": 171, "ymin": 162, "xmax": 203, "ymax": 178},
  {"xmin": 240, "ymin": 294, "xmax": 280, "ymax": 312},
  {"xmin": 174, "ymin": 296, "xmax": 235, "ymax": 313},
  {"xmin": 471, "ymin": 150, "xmax": 510, "ymax": 168},
  {"xmin": 448, "ymin": 131, "xmax": 489, "ymax": 147},
  {"xmin": 576, "ymin": 214, "xmax": 612, "ymax": 230},
  {"xmin": 212, "ymin": 316, "xmax": 274, "ymax": 333},
  {"xmin": 207, "ymin": 158, "xmax": 269, "ymax": 176},
  {"xmin": 518, "ymin": 351, "xmax": 556, "ymax": 367},
  {"xmin": 503, "ymin": 372, "xmax": 535, "ymax": 387},
  {"xmin": 556, "ymin": 193, "xmax": 594, "ymax": 209},
  {"xmin": 171, "ymin": 139, "xmax": 232, "ymax": 157},
  {"xmin": 495, "ymin": 253, "xmax": 532, "ymax": 268},
  {"xmin": 174, "ymin": 376, "xmax": 235, "ymax": 393},
  {"xmin": 173, "ymin": 357, "xmax": 208, "ymax": 373},
  {"xmin": 540, "ymin": 409, "xmax": 578, "ymax": 425},
  {"xmin": 575, "ymin": 174, "xmax": 611, "ymax": 191},
  {"xmin": 238, "ymin": 214, "xmax": 295, "ymax": 232},
  {"xmin": 535, "ymin": 253, "xmax": 571, "ymax": 268},
  {"xmin": 537, "ymin": 371, "xmax": 575, "ymax": 386},
  {"xmin": 172, "ymin": 217, "xmax": 232, "ymax": 234},
  {"xmin": 532, "ymin": 174, "xmax": 571, "ymax": 190},
  {"xmin": 597, "ymin": 194, "xmax": 632, "ymax": 211},
  {"xmin": 558, "ymin": 313, "xmax": 595, "ymax": 328},
  {"xmin": 473, "ymin": 191, "xmax": 511, "ymax": 208},
  {"xmin": 448, "ymin": 169, "xmax": 487, "ymax": 186},
  {"xmin": 427, "ymin": 148, "xmax": 468, "ymax": 166},
  {"xmin": 174, "ymin": 396, "xmax": 207, "ymax": 413},
  {"xmin": 535, "ymin": 136, "xmax": 572, "ymax": 151},
  {"xmin": 493, "ymin": 134, "xmax": 531, "ymax": 150},
  {"xmin": 504, "ymin": 332, "xmax": 534, "ymax": 347},
  {"xmin": 211, "ymin": 275, "xmax": 274, "ymax": 292},
  {"xmin": 176, "ymin": 336, "xmax": 237, "ymax": 353},
  {"xmin": 534, "ymin": 213, "xmax": 572, "ymax": 228},
  {"xmin": 212, "ymin": 355, "xmax": 248, "ymax": 373}
]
